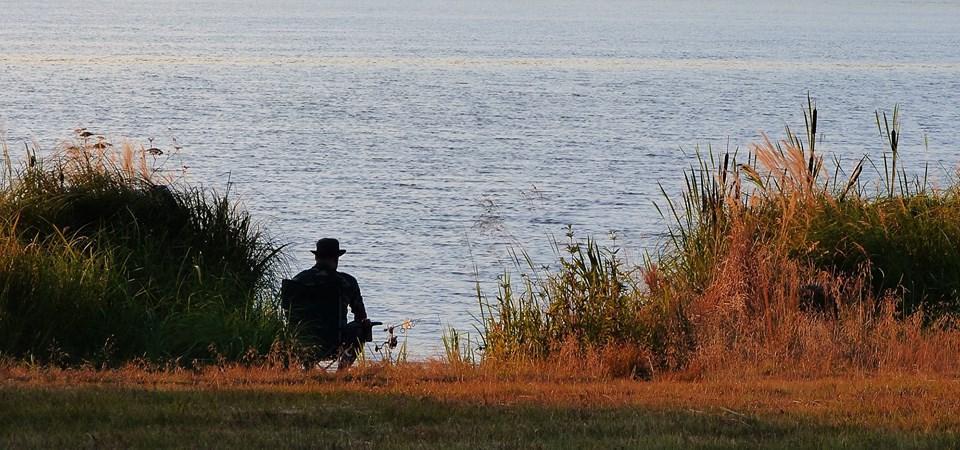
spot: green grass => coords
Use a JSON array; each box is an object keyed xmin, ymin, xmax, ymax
[
  {"xmin": 0, "ymin": 137, "xmax": 289, "ymax": 364},
  {"xmin": 0, "ymin": 386, "xmax": 955, "ymax": 449},
  {"xmin": 800, "ymin": 193, "xmax": 960, "ymax": 317},
  {"xmin": 479, "ymin": 235, "xmax": 677, "ymax": 374}
]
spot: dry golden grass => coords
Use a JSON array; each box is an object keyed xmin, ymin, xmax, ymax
[
  {"xmin": 2, "ymin": 361, "xmax": 959, "ymax": 434},
  {"xmin": 60, "ymin": 137, "xmax": 162, "ymax": 183},
  {"xmin": 479, "ymin": 130, "xmax": 960, "ymax": 381},
  {"xmin": 628, "ymin": 123, "xmax": 960, "ymax": 379},
  {"xmin": 680, "ymin": 223, "xmax": 960, "ymax": 379}
]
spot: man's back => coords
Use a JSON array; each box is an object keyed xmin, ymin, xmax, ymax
[
  {"xmin": 281, "ymin": 269, "xmax": 343, "ymax": 355},
  {"xmin": 290, "ymin": 267, "xmax": 367, "ymax": 326}
]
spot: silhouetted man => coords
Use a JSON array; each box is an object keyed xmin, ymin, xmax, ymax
[{"xmin": 285, "ymin": 238, "xmax": 369, "ymax": 370}]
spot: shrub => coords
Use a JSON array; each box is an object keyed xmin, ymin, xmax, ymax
[{"xmin": 0, "ymin": 136, "xmax": 287, "ymax": 364}]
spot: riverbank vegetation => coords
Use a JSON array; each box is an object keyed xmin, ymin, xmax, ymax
[
  {"xmin": 479, "ymin": 100, "xmax": 960, "ymax": 379},
  {"xmin": 3, "ymin": 102, "xmax": 960, "ymax": 446},
  {"xmin": 0, "ymin": 133, "xmax": 287, "ymax": 364},
  {"xmin": 2, "ymin": 100, "xmax": 960, "ymax": 383}
]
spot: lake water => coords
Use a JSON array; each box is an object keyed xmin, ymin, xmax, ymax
[{"xmin": 2, "ymin": 0, "xmax": 960, "ymax": 356}]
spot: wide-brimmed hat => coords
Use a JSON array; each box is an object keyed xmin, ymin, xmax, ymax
[{"xmin": 311, "ymin": 238, "xmax": 347, "ymax": 257}]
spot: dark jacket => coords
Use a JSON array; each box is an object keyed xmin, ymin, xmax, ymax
[{"xmin": 291, "ymin": 266, "xmax": 367, "ymax": 325}]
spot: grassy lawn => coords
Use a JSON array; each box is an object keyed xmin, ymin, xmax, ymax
[{"xmin": 2, "ymin": 370, "xmax": 958, "ymax": 449}]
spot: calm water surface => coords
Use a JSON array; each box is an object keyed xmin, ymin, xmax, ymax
[{"xmin": 2, "ymin": 0, "xmax": 960, "ymax": 355}]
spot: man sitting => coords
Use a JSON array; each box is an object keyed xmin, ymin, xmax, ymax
[{"xmin": 282, "ymin": 238, "xmax": 370, "ymax": 370}]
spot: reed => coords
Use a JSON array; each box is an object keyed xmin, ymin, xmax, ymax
[
  {"xmin": 441, "ymin": 326, "xmax": 479, "ymax": 368},
  {"xmin": 479, "ymin": 233, "xmax": 668, "ymax": 377},
  {"xmin": 480, "ymin": 98, "xmax": 960, "ymax": 377},
  {"xmin": 0, "ymin": 133, "xmax": 289, "ymax": 365}
]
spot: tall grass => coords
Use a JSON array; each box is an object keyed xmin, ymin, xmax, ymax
[
  {"xmin": 479, "ymin": 232, "xmax": 685, "ymax": 377},
  {"xmin": 0, "ymin": 134, "xmax": 288, "ymax": 364},
  {"xmin": 480, "ymin": 99, "xmax": 960, "ymax": 377}
]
